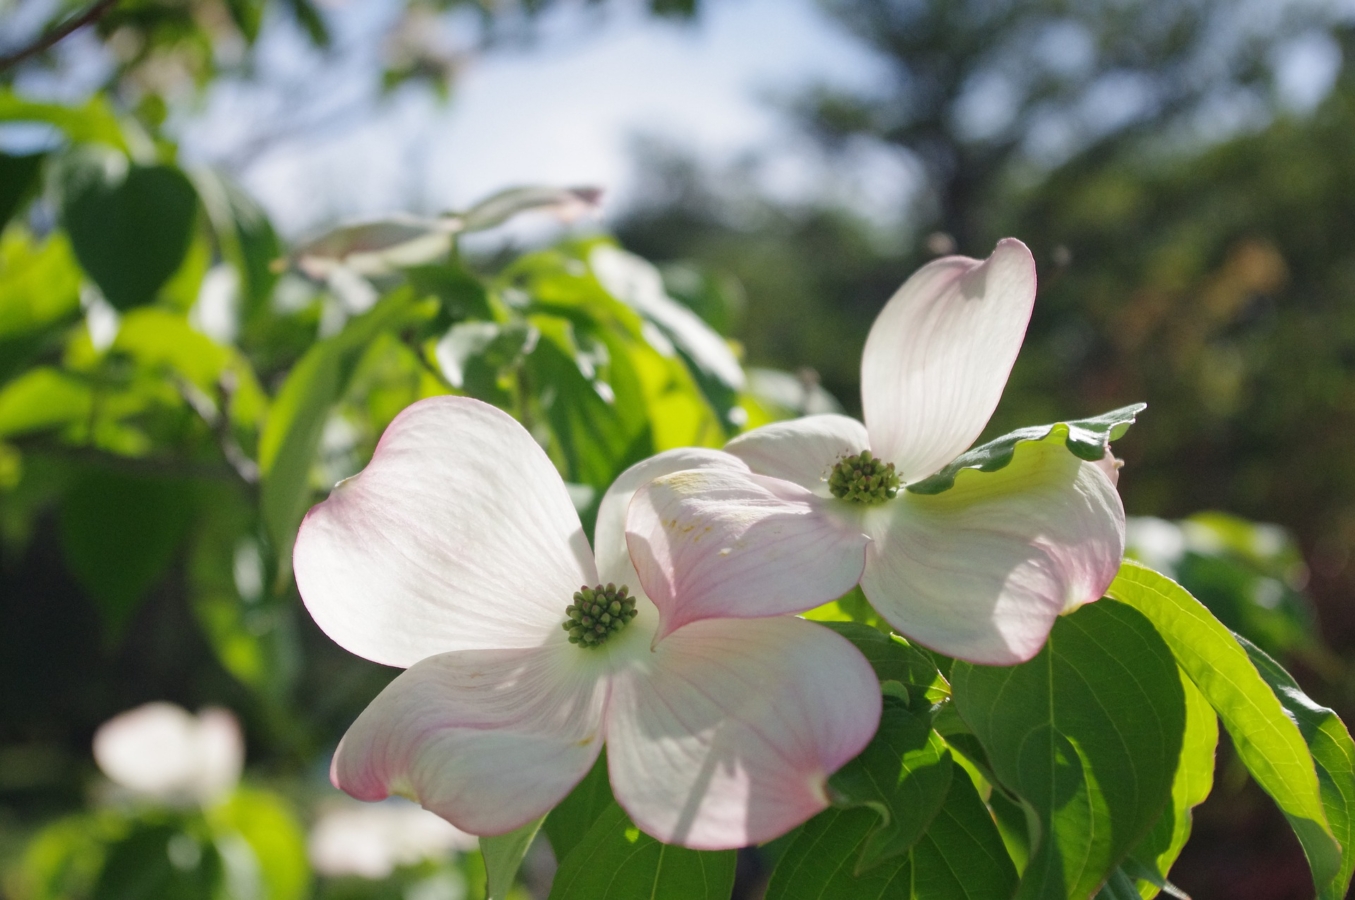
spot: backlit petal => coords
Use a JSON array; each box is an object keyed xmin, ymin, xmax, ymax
[
  {"xmin": 861, "ymin": 238, "xmax": 1036, "ymax": 482},
  {"xmin": 860, "ymin": 439, "xmax": 1124, "ymax": 665},
  {"xmin": 594, "ymin": 448, "xmax": 748, "ymax": 589},
  {"xmin": 724, "ymin": 414, "xmax": 869, "ymax": 496},
  {"xmin": 294, "ymin": 396, "xmax": 596, "ymax": 668},
  {"xmin": 331, "ymin": 645, "xmax": 607, "ymax": 836},
  {"xmin": 606, "ymin": 617, "xmax": 880, "ymax": 849},
  {"xmin": 626, "ymin": 468, "xmax": 869, "ymax": 641}
]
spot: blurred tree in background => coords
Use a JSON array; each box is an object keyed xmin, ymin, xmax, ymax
[{"xmin": 5, "ymin": 0, "xmax": 1355, "ymax": 897}]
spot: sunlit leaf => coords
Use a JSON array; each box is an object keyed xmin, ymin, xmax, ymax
[
  {"xmin": 207, "ymin": 788, "xmax": 311, "ymax": 900},
  {"xmin": 0, "ymin": 367, "xmax": 91, "ymax": 438},
  {"xmin": 1107, "ymin": 561, "xmax": 1342, "ymax": 896},
  {"xmin": 907, "ymin": 403, "xmax": 1145, "ymax": 494},
  {"xmin": 951, "ymin": 599, "xmax": 1185, "ymax": 900},
  {"xmin": 481, "ymin": 815, "xmax": 545, "ymax": 900},
  {"xmin": 1124, "ymin": 670, "xmax": 1218, "ymax": 898},
  {"xmin": 1239, "ymin": 636, "xmax": 1355, "ymax": 899},
  {"xmin": 817, "ymin": 621, "xmax": 949, "ymax": 711}
]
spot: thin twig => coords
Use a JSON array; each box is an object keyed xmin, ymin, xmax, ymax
[{"xmin": 0, "ymin": 0, "xmax": 121, "ymax": 73}]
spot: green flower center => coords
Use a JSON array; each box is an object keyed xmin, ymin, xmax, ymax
[
  {"xmin": 828, "ymin": 450, "xmax": 900, "ymax": 504},
  {"xmin": 563, "ymin": 583, "xmax": 638, "ymax": 648}
]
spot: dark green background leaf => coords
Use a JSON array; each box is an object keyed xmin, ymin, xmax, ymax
[{"xmin": 60, "ymin": 151, "xmax": 199, "ymax": 312}]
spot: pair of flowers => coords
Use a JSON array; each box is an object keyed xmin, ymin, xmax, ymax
[{"xmin": 293, "ymin": 238, "xmax": 1127, "ymax": 851}]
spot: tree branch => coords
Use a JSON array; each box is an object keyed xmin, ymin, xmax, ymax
[{"xmin": 0, "ymin": 0, "xmax": 121, "ymax": 73}]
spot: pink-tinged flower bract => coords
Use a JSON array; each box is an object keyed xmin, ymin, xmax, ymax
[
  {"xmin": 625, "ymin": 239, "xmax": 1126, "ymax": 665},
  {"xmin": 293, "ymin": 397, "xmax": 880, "ymax": 849}
]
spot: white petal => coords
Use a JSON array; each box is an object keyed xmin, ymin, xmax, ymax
[
  {"xmin": 294, "ymin": 396, "xmax": 596, "ymax": 668},
  {"xmin": 606, "ymin": 617, "xmax": 881, "ymax": 849},
  {"xmin": 309, "ymin": 798, "xmax": 478, "ymax": 879},
  {"xmin": 724, "ymin": 414, "xmax": 870, "ymax": 496},
  {"xmin": 860, "ymin": 439, "xmax": 1125, "ymax": 665},
  {"xmin": 593, "ymin": 448, "xmax": 749, "ymax": 588},
  {"xmin": 861, "ymin": 238, "xmax": 1037, "ymax": 482},
  {"xmin": 626, "ymin": 468, "xmax": 869, "ymax": 641},
  {"xmin": 92, "ymin": 703, "xmax": 243, "ymax": 803},
  {"xmin": 331, "ymin": 646, "xmax": 607, "ymax": 837}
]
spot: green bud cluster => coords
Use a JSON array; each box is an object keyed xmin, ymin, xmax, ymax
[
  {"xmin": 828, "ymin": 450, "xmax": 901, "ymax": 504},
  {"xmin": 563, "ymin": 583, "xmax": 638, "ymax": 647}
]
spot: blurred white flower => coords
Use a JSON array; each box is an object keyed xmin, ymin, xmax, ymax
[
  {"xmin": 308, "ymin": 798, "xmax": 478, "ymax": 879},
  {"xmin": 92, "ymin": 702, "xmax": 243, "ymax": 805}
]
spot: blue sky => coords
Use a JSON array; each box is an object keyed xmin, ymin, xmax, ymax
[{"xmin": 179, "ymin": 0, "xmax": 906, "ymax": 236}]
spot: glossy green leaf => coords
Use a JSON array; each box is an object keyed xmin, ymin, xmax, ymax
[
  {"xmin": 1125, "ymin": 671, "xmax": 1218, "ymax": 898},
  {"xmin": 817, "ymin": 621, "xmax": 949, "ymax": 712},
  {"xmin": 59, "ymin": 149, "xmax": 199, "ymax": 312},
  {"xmin": 548, "ymin": 803, "xmax": 735, "ymax": 900},
  {"xmin": 0, "ymin": 152, "xmax": 43, "ymax": 234},
  {"xmin": 1107, "ymin": 561, "xmax": 1341, "ymax": 894},
  {"xmin": 827, "ymin": 697, "xmax": 953, "ymax": 871},
  {"xmin": 951, "ymin": 599, "xmax": 1185, "ymax": 900},
  {"xmin": 482, "ymin": 815, "xmax": 545, "ymax": 900},
  {"xmin": 1238, "ymin": 636, "xmax": 1355, "ymax": 899},
  {"xmin": 59, "ymin": 472, "xmax": 196, "ymax": 638},
  {"xmin": 207, "ymin": 788, "xmax": 310, "ymax": 900},
  {"xmin": 544, "ymin": 751, "xmax": 615, "ymax": 863},
  {"xmin": 907, "ymin": 403, "xmax": 1145, "ymax": 494},
  {"xmin": 765, "ymin": 763, "xmax": 1017, "ymax": 900}
]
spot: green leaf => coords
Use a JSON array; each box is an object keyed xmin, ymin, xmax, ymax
[
  {"xmin": 190, "ymin": 168, "xmax": 280, "ymax": 315},
  {"xmin": 526, "ymin": 314, "xmax": 652, "ymax": 490},
  {"xmin": 0, "ymin": 231, "xmax": 85, "ymax": 381},
  {"xmin": 1238, "ymin": 635, "xmax": 1355, "ymax": 899},
  {"xmin": 548, "ymin": 803, "xmax": 735, "ymax": 900},
  {"xmin": 93, "ymin": 819, "xmax": 223, "ymax": 900},
  {"xmin": 59, "ymin": 149, "xmax": 199, "ymax": 312},
  {"xmin": 0, "ymin": 152, "xmax": 43, "ymax": 235},
  {"xmin": 0, "ymin": 90, "xmax": 130, "ymax": 151},
  {"xmin": 951, "ymin": 599, "xmax": 1185, "ymax": 900},
  {"xmin": 1124, "ymin": 671, "xmax": 1218, "ymax": 898},
  {"xmin": 207, "ymin": 788, "xmax": 310, "ymax": 900},
  {"xmin": 827, "ymin": 698, "xmax": 953, "ymax": 871},
  {"xmin": 544, "ymin": 751, "xmax": 615, "ymax": 863},
  {"xmin": 1107, "ymin": 560, "xmax": 1341, "ymax": 894},
  {"xmin": 765, "ymin": 763, "xmax": 1017, "ymax": 900},
  {"xmin": 59, "ymin": 472, "xmax": 196, "ymax": 638},
  {"xmin": 481, "ymin": 816, "xmax": 545, "ymax": 900},
  {"xmin": 906, "ymin": 403, "xmax": 1146, "ymax": 495},
  {"xmin": 0, "ymin": 367, "xmax": 91, "ymax": 439},
  {"xmin": 816, "ymin": 621, "xmax": 949, "ymax": 712},
  {"xmin": 258, "ymin": 290, "xmax": 423, "ymax": 565},
  {"xmin": 1094, "ymin": 867, "xmax": 1144, "ymax": 900}
]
